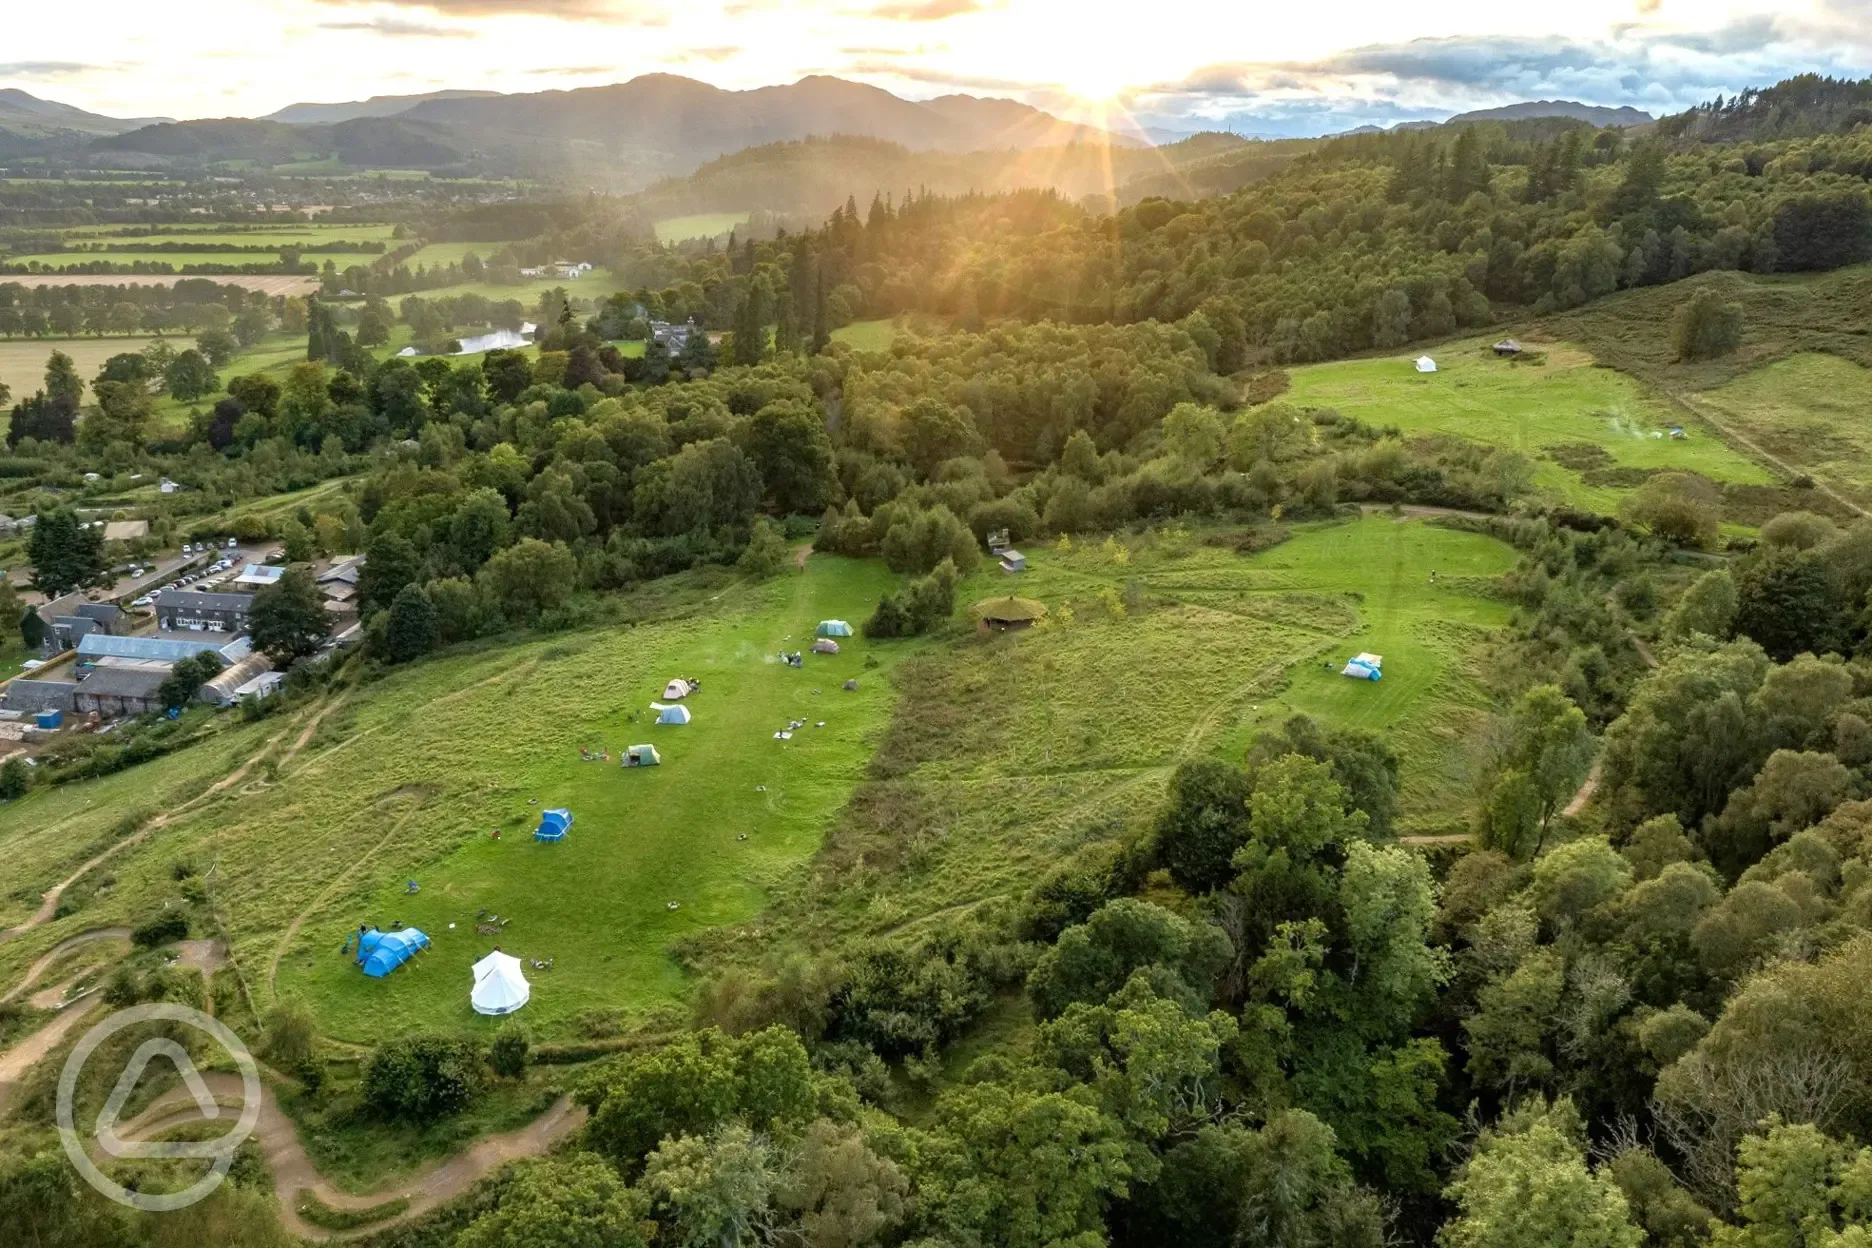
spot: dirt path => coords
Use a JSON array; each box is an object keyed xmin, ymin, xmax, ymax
[
  {"xmin": 0, "ymin": 993, "xmax": 100, "ymax": 1111},
  {"xmin": 794, "ymin": 543, "xmax": 813, "ymax": 570},
  {"xmin": 266, "ymin": 802, "xmax": 427, "ymax": 995},
  {"xmin": 0, "ymin": 731, "xmax": 286, "ymax": 946},
  {"xmin": 0, "ymin": 926, "xmax": 131, "ymax": 1003},
  {"xmin": 1563, "ymin": 760, "xmax": 1603, "ymax": 818},
  {"xmin": 118, "ymin": 1072, "xmax": 585, "ymax": 1240}
]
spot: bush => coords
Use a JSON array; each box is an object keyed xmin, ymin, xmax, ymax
[
  {"xmin": 490, "ymin": 1024, "xmax": 530, "ymax": 1078},
  {"xmin": 362, "ymin": 1034, "xmax": 486, "ymax": 1122},
  {"xmin": 131, "ymin": 911, "xmax": 189, "ymax": 948},
  {"xmin": 1671, "ymin": 287, "xmax": 1744, "ymax": 361},
  {"xmin": 864, "ymin": 558, "xmax": 958, "ymax": 639}
]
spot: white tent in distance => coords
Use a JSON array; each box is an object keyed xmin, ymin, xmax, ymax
[{"xmin": 471, "ymin": 950, "xmax": 531, "ymax": 1016}]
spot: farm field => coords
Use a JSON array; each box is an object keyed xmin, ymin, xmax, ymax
[
  {"xmin": 655, "ymin": 212, "xmax": 749, "ymax": 243},
  {"xmin": 51, "ymin": 224, "xmax": 401, "ymax": 246},
  {"xmin": 0, "ymin": 336, "xmax": 164, "ymax": 403},
  {"xmin": 0, "ymin": 273, "xmax": 319, "ymax": 294},
  {"xmin": 6, "ymin": 250, "xmax": 384, "ymax": 271},
  {"xmin": 1694, "ymin": 353, "xmax": 1872, "ymax": 509},
  {"xmin": 0, "ymin": 515, "xmax": 1516, "ymax": 1048},
  {"xmin": 395, "ymin": 272, "xmax": 630, "ymax": 307},
  {"xmin": 1279, "ymin": 337, "xmax": 1777, "ymax": 512}
]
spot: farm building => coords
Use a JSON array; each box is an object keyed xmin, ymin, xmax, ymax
[
  {"xmin": 1492, "ymin": 339, "xmax": 1524, "ymax": 357},
  {"xmin": 534, "ymin": 808, "xmax": 573, "ymax": 842},
  {"xmin": 1341, "ymin": 652, "xmax": 1384, "ymax": 681},
  {"xmin": 1414, "ymin": 356, "xmax": 1438, "ymax": 373},
  {"xmin": 976, "ymin": 596, "xmax": 1047, "ymax": 632},
  {"xmin": 43, "ymin": 599, "xmax": 127, "ymax": 653},
  {"xmin": 816, "ymin": 619, "xmax": 853, "ymax": 638},
  {"xmin": 73, "ymin": 667, "xmax": 168, "ymax": 718},
  {"xmin": 625, "ymin": 744, "xmax": 661, "ymax": 767},
  {"xmin": 0, "ymin": 678, "xmax": 77, "ymax": 715},
  {"xmin": 234, "ymin": 563, "xmax": 285, "ymax": 588},
  {"xmin": 999, "ymin": 549, "xmax": 1027, "ymax": 573},
  {"xmin": 356, "ymin": 927, "xmax": 429, "ymax": 977},
  {"xmin": 198, "ymin": 653, "xmax": 274, "ymax": 707},
  {"xmin": 231, "ymin": 672, "xmax": 286, "ymax": 702},
  {"xmin": 156, "ymin": 590, "xmax": 256, "ymax": 633},
  {"xmin": 470, "ymin": 951, "xmax": 530, "ymax": 1015},
  {"xmin": 317, "ymin": 556, "xmax": 365, "ymax": 588},
  {"xmin": 103, "ymin": 520, "xmax": 150, "ymax": 542},
  {"xmin": 78, "ymin": 633, "xmax": 246, "ymax": 668}
]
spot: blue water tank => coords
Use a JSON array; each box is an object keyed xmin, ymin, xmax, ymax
[{"xmin": 35, "ymin": 709, "xmax": 62, "ymax": 729}]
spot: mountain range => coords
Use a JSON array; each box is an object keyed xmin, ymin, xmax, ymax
[{"xmin": 0, "ymin": 78, "xmax": 1658, "ymax": 186}]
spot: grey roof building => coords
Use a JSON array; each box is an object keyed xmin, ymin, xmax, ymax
[
  {"xmin": 77, "ymin": 633, "xmax": 249, "ymax": 667},
  {"xmin": 73, "ymin": 667, "xmax": 169, "ymax": 718},
  {"xmin": 0, "ymin": 678, "xmax": 78, "ymax": 714},
  {"xmin": 156, "ymin": 590, "xmax": 256, "ymax": 634}
]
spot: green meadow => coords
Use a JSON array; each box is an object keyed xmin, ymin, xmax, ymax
[
  {"xmin": 1279, "ymin": 338, "xmax": 1776, "ymax": 511},
  {"xmin": 830, "ymin": 319, "xmax": 900, "ymax": 353},
  {"xmin": 7, "ymin": 250, "xmax": 385, "ymax": 271},
  {"xmin": 654, "ymin": 213, "xmax": 750, "ymax": 243},
  {"xmin": 0, "ymin": 515, "xmax": 1517, "ymax": 1047}
]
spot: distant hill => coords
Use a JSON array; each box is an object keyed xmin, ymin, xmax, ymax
[
  {"xmin": 1447, "ymin": 100, "xmax": 1654, "ymax": 127},
  {"xmin": 0, "ymin": 89, "xmax": 170, "ymax": 157},
  {"xmin": 265, "ymin": 90, "xmax": 500, "ymax": 126},
  {"xmin": 91, "ymin": 116, "xmax": 469, "ymax": 170},
  {"xmin": 1657, "ymin": 73, "xmax": 1872, "ymax": 143}
]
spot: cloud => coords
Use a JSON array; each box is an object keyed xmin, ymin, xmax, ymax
[
  {"xmin": 865, "ymin": 0, "xmax": 984, "ymax": 20},
  {"xmin": 317, "ymin": 18, "xmax": 474, "ymax": 36},
  {"xmin": 838, "ymin": 59, "xmax": 1033, "ymax": 92},
  {"xmin": 0, "ymin": 61, "xmax": 96, "ymax": 77},
  {"xmin": 310, "ymin": 0, "xmax": 660, "ymax": 22},
  {"xmin": 664, "ymin": 46, "xmax": 741, "ymax": 63},
  {"xmin": 522, "ymin": 65, "xmax": 623, "ymax": 76}
]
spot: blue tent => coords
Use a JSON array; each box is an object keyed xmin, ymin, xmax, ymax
[
  {"xmin": 356, "ymin": 927, "xmax": 430, "ymax": 978},
  {"xmin": 1341, "ymin": 651, "xmax": 1384, "ymax": 682},
  {"xmin": 816, "ymin": 619, "xmax": 853, "ymax": 638},
  {"xmin": 535, "ymin": 807, "xmax": 573, "ymax": 842},
  {"xmin": 656, "ymin": 704, "xmax": 691, "ymax": 725}
]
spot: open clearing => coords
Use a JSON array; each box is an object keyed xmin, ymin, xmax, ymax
[
  {"xmin": 1279, "ymin": 337, "xmax": 1777, "ymax": 512},
  {"xmin": 655, "ymin": 212, "xmax": 750, "ymax": 243},
  {"xmin": 8, "ymin": 250, "xmax": 385, "ymax": 271},
  {"xmin": 0, "ymin": 517, "xmax": 1513, "ymax": 1048},
  {"xmin": 1695, "ymin": 353, "xmax": 1872, "ymax": 509},
  {"xmin": 46, "ymin": 224, "xmax": 402, "ymax": 247},
  {"xmin": 831, "ymin": 319, "xmax": 899, "ymax": 352}
]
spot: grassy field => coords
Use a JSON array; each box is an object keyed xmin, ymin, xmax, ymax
[
  {"xmin": 1279, "ymin": 337, "xmax": 1777, "ymax": 512},
  {"xmin": 0, "ymin": 336, "xmax": 164, "ymax": 403},
  {"xmin": 0, "ymin": 515, "xmax": 1517, "ymax": 1053},
  {"xmin": 53, "ymin": 225, "xmax": 401, "ymax": 247},
  {"xmin": 831, "ymin": 320, "xmax": 899, "ymax": 353},
  {"xmin": 1694, "ymin": 353, "xmax": 1872, "ymax": 509},
  {"xmin": 655, "ymin": 213, "xmax": 749, "ymax": 243}
]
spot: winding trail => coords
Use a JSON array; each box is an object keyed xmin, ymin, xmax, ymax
[
  {"xmin": 0, "ymin": 994, "xmax": 101, "ymax": 1111},
  {"xmin": 266, "ymin": 801, "xmax": 428, "ymax": 996},
  {"xmin": 116, "ymin": 1073, "xmax": 586, "ymax": 1240},
  {"xmin": 0, "ymin": 926, "xmax": 130, "ymax": 1004},
  {"xmin": 0, "ymin": 729, "xmax": 286, "ymax": 946}
]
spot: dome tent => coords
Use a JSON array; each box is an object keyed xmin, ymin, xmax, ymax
[
  {"xmin": 1341, "ymin": 652, "xmax": 1384, "ymax": 681},
  {"xmin": 470, "ymin": 950, "xmax": 530, "ymax": 1016},
  {"xmin": 534, "ymin": 807, "xmax": 573, "ymax": 841},
  {"xmin": 1414, "ymin": 356, "xmax": 1438, "ymax": 373},
  {"xmin": 356, "ymin": 927, "xmax": 429, "ymax": 978},
  {"xmin": 625, "ymin": 744, "xmax": 660, "ymax": 766},
  {"xmin": 816, "ymin": 620, "xmax": 853, "ymax": 637},
  {"xmin": 663, "ymin": 678, "xmax": 692, "ymax": 699},
  {"xmin": 812, "ymin": 638, "xmax": 840, "ymax": 654},
  {"xmin": 653, "ymin": 703, "xmax": 691, "ymax": 725}
]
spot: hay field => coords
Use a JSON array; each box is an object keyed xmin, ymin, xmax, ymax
[
  {"xmin": 1694, "ymin": 353, "xmax": 1872, "ymax": 509},
  {"xmin": 654, "ymin": 213, "xmax": 750, "ymax": 243},
  {"xmin": 0, "ymin": 337, "xmax": 163, "ymax": 402}
]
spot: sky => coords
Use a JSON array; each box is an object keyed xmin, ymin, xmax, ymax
[{"xmin": 3, "ymin": 0, "xmax": 1871, "ymax": 136}]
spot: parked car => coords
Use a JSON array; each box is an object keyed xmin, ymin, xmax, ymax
[
  {"xmin": 182, "ymin": 543, "xmax": 193, "ymax": 554},
  {"xmin": 226, "ymin": 538, "xmax": 238, "ymax": 549},
  {"xmin": 132, "ymin": 594, "xmax": 153, "ymax": 607}
]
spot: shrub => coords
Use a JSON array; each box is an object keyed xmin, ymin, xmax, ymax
[
  {"xmin": 490, "ymin": 1024, "xmax": 530, "ymax": 1078},
  {"xmin": 130, "ymin": 911, "xmax": 189, "ymax": 948},
  {"xmin": 362, "ymin": 1034, "xmax": 486, "ymax": 1122}
]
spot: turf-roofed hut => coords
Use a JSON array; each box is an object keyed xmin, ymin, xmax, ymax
[{"xmin": 974, "ymin": 596, "xmax": 1047, "ymax": 633}]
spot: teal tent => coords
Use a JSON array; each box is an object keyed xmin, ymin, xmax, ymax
[
  {"xmin": 535, "ymin": 807, "xmax": 573, "ymax": 841},
  {"xmin": 816, "ymin": 619, "xmax": 853, "ymax": 638},
  {"xmin": 656, "ymin": 704, "xmax": 691, "ymax": 725},
  {"xmin": 625, "ymin": 744, "xmax": 661, "ymax": 766}
]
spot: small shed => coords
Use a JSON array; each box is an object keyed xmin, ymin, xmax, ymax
[
  {"xmin": 1414, "ymin": 356, "xmax": 1438, "ymax": 373},
  {"xmin": 816, "ymin": 620, "xmax": 854, "ymax": 638},
  {"xmin": 663, "ymin": 678, "xmax": 693, "ymax": 700},
  {"xmin": 356, "ymin": 927, "xmax": 429, "ymax": 978},
  {"xmin": 1492, "ymin": 339, "xmax": 1523, "ymax": 357},
  {"xmin": 812, "ymin": 638, "xmax": 840, "ymax": 655},
  {"xmin": 470, "ymin": 951, "xmax": 531, "ymax": 1016},
  {"xmin": 624, "ymin": 744, "xmax": 661, "ymax": 767},
  {"xmin": 534, "ymin": 807, "xmax": 573, "ymax": 842},
  {"xmin": 656, "ymin": 703, "xmax": 692, "ymax": 725},
  {"xmin": 999, "ymin": 549, "xmax": 1027, "ymax": 574}
]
